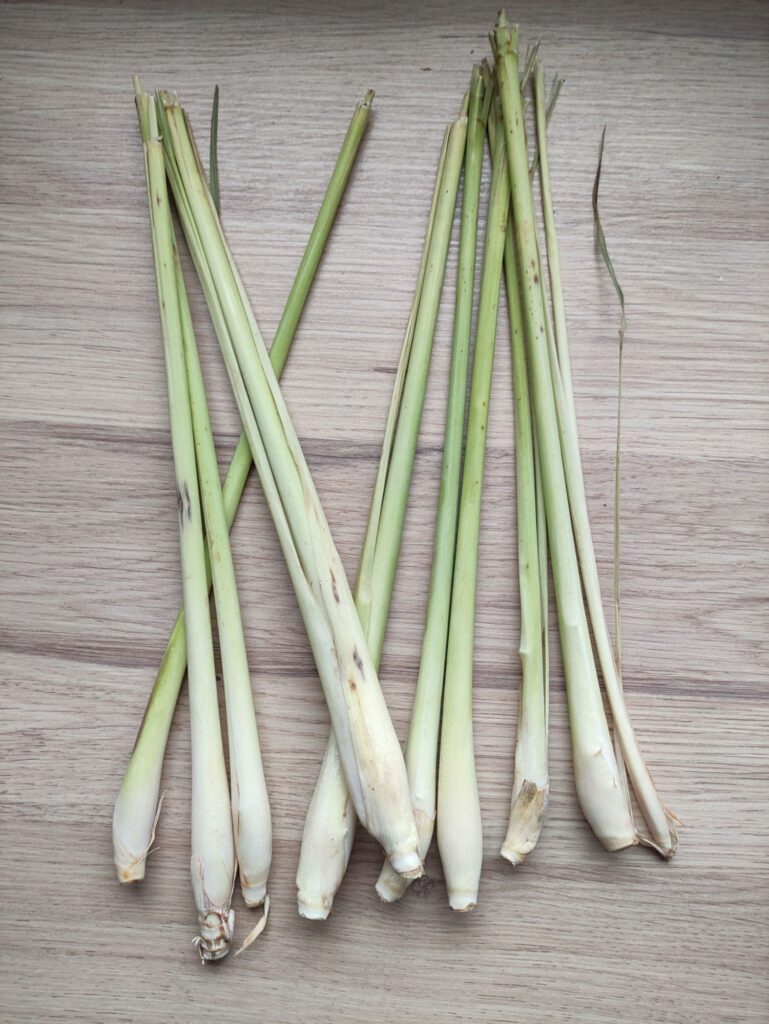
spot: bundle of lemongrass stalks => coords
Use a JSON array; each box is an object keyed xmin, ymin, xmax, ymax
[{"xmin": 115, "ymin": 10, "xmax": 677, "ymax": 960}]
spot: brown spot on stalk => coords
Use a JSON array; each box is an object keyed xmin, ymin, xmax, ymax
[
  {"xmin": 183, "ymin": 482, "xmax": 192, "ymax": 520},
  {"xmin": 533, "ymin": 273, "xmax": 539, "ymax": 284},
  {"xmin": 330, "ymin": 571, "xmax": 340, "ymax": 603},
  {"xmin": 348, "ymin": 675, "xmax": 357, "ymax": 691},
  {"xmin": 352, "ymin": 647, "xmax": 364, "ymax": 675}
]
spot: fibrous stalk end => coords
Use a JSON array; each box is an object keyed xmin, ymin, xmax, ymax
[
  {"xmin": 297, "ymin": 894, "xmax": 332, "ymax": 921},
  {"xmin": 115, "ymin": 858, "xmax": 147, "ymax": 884},
  {"xmin": 388, "ymin": 849, "xmax": 423, "ymax": 879},
  {"xmin": 491, "ymin": 11, "xmax": 519, "ymax": 59},
  {"xmin": 375, "ymin": 863, "xmax": 409, "ymax": 903},
  {"xmin": 193, "ymin": 908, "xmax": 234, "ymax": 963},
  {"xmin": 448, "ymin": 892, "xmax": 477, "ymax": 913},
  {"xmin": 194, "ymin": 909, "xmax": 234, "ymax": 963},
  {"xmin": 501, "ymin": 781, "xmax": 548, "ymax": 866}
]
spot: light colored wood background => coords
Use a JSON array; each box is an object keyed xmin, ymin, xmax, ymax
[{"xmin": 1, "ymin": 1, "xmax": 767, "ymax": 1021}]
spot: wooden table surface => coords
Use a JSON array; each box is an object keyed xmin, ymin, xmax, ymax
[{"xmin": 2, "ymin": 1, "xmax": 767, "ymax": 1021}]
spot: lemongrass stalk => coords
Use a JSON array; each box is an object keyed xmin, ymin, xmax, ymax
[
  {"xmin": 159, "ymin": 91, "xmax": 421, "ymax": 875},
  {"xmin": 297, "ymin": 119, "xmax": 451, "ymax": 918},
  {"xmin": 533, "ymin": 65, "xmax": 676, "ymax": 856},
  {"xmin": 375, "ymin": 71, "xmax": 486, "ymax": 904},
  {"xmin": 437, "ymin": 125, "xmax": 509, "ymax": 911},
  {"xmin": 485, "ymin": 104, "xmax": 549, "ymax": 866},
  {"xmin": 113, "ymin": 87, "xmax": 370, "ymax": 885},
  {"xmin": 493, "ymin": 13, "xmax": 636, "ymax": 852},
  {"xmin": 139, "ymin": 100, "xmax": 235, "ymax": 959},
  {"xmin": 299, "ymin": 102, "xmax": 469, "ymax": 918},
  {"xmin": 176, "ymin": 261, "xmax": 272, "ymax": 907}
]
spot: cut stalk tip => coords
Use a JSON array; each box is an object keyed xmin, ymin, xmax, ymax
[
  {"xmin": 389, "ymin": 851, "xmax": 424, "ymax": 879},
  {"xmin": 501, "ymin": 783, "xmax": 548, "ymax": 866},
  {"xmin": 448, "ymin": 893, "xmax": 477, "ymax": 913},
  {"xmin": 297, "ymin": 895, "xmax": 332, "ymax": 921}
]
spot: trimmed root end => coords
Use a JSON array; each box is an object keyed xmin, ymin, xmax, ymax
[
  {"xmin": 388, "ymin": 849, "xmax": 423, "ymax": 879},
  {"xmin": 116, "ymin": 858, "xmax": 147, "ymax": 884},
  {"xmin": 448, "ymin": 892, "xmax": 477, "ymax": 912},
  {"xmin": 241, "ymin": 880, "xmax": 268, "ymax": 908},
  {"xmin": 500, "ymin": 845, "xmax": 525, "ymax": 867},
  {"xmin": 194, "ymin": 909, "xmax": 234, "ymax": 962},
  {"xmin": 375, "ymin": 870, "xmax": 409, "ymax": 904},
  {"xmin": 297, "ymin": 894, "xmax": 331, "ymax": 921}
]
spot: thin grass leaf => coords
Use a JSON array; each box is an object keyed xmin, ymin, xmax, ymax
[
  {"xmin": 209, "ymin": 85, "xmax": 220, "ymax": 214},
  {"xmin": 592, "ymin": 126, "xmax": 626, "ymax": 676}
]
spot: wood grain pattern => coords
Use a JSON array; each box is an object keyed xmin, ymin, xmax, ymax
[{"xmin": 1, "ymin": 1, "xmax": 768, "ymax": 1021}]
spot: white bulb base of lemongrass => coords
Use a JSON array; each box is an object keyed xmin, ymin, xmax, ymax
[
  {"xmin": 375, "ymin": 807, "xmax": 434, "ymax": 902},
  {"xmin": 240, "ymin": 871, "xmax": 268, "ymax": 909},
  {"xmin": 375, "ymin": 863, "xmax": 406, "ymax": 904},
  {"xmin": 229, "ymin": 778, "xmax": 270, "ymax": 908},
  {"xmin": 437, "ymin": 774, "xmax": 483, "ymax": 912},
  {"xmin": 112, "ymin": 775, "xmax": 162, "ymax": 883},
  {"xmin": 296, "ymin": 740, "xmax": 355, "ymax": 920},
  {"xmin": 242, "ymin": 884, "xmax": 267, "ymax": 908},
  {"xmin": 191, "ymin": 849, "xmax": 237, "ymax": 962},
  {"xmin": 501, "ymin": 782, "xmax": 548, "ymax": 866},
  {"xmin": 571, "ymin": 734, "xmax": 637, "ymax": 852}
]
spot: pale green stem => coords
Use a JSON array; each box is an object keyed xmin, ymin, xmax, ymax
[
  {"xmin": 375, "ymin": 69, "xmax": 486, "ymax": 904},
  {"xmin": 486, "ymin": 107, "xmax": 549, "ymax": 867},
  {"xmin": 437, "ymin": 126, "xmax": 509, "ymax": 912},
  {"xmin": 298, "ymin": 98, "xmax": 469, "ymax": 918},
  {"xmin": 160, "ymin": 91, "xmax": 420, "ymax": 873},
  {"xmin": 142, "ymin": 110, "xmax": 235, "ymax": 960},
  {"xmin": 534, "ymin": 64, "xmax": 675, "ymax": 857},
  {"xmin": 113, "ymin": 87, "xmax": 372, "ymax": 885},
  {"xmin": 493, "ymin": 13, "xmax": 636, "ymax": 852},
  {"xmin": 176, "ymin": 256, "xmax": 271, "ymax": 908}
]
